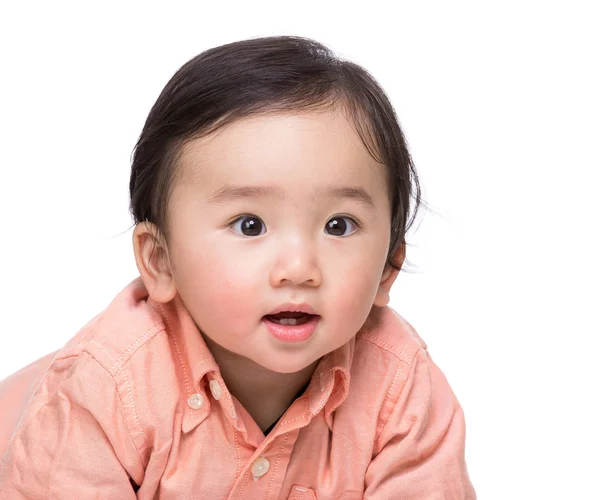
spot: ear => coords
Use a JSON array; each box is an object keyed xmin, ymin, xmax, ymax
[
  {"xmin": 373, "ymin": 244, "xmax": 405, "ymax": 307},
  {"xmin": 132, "ymin": 222, "xmax": 177, "ymax": 303}
]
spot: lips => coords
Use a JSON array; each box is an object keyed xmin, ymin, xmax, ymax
[{"xmin": 262, "ymin": 313, "xmax": 320, "ymax": 342}]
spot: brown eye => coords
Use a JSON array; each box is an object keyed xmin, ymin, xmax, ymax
[
  {"xmin": 325, "ymin": 216, "xmax": 357, "ymax": 237},
  {"xmin": 230, "ymin": 215, "xmax": 266, "ymax": 237}
]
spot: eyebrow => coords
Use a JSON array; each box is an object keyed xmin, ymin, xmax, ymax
[{"xmin": 207, "ymin": 184, "xmax": 376, "ymax": 212}]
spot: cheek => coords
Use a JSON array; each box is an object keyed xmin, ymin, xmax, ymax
[
  {"xmin": 332, "ymin": 263, "xmax": 382, "ymax": 318},
  {"xmin": 176, "ymin": 243, "xmax": 262, "ymax": 327},
  {"xmin": 174, "ymin": 238, "xmax": 256, "ymax": 318}
]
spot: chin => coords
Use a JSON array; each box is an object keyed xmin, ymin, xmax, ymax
[{"xmin": 255, "ymin": 356, "xmax": 318, "ymax": 375}]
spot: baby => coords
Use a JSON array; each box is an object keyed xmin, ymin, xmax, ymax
[{"xmin": 0, "ymin": 36, "xmax": 476, "ymax": 499}]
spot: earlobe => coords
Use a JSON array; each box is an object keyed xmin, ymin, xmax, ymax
[
  {"xmin": 373, "ymin": 244, "xmax": 405, "ymax": 307},
  {"xmin": 373, "ymin": 267, "xmax": 397, "ymax": 307},
  {"xmin": 132, "ymin": 222, "xmax": 177, "ymax": 303}
]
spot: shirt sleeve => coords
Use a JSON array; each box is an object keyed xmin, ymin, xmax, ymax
[
  {"xmin": 364, "ymin": 347, "xmax": 476, "ymax": 499},
  {"xmin": 0, "ymin": 352, "xmax": 144, "ymax": 500}
]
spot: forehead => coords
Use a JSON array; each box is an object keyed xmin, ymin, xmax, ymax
[{"xmin": 176, "ymin": 110, "xmax": 388, "ymax": 197}]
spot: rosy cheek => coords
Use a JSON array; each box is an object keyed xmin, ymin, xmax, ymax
[
  {"xmin": 206, "ymin": 281, "xmax": 257, "ymax": 325},
  {"xmin": 341, "ymin": 274, "xmax": 379, "ymax": 312}
]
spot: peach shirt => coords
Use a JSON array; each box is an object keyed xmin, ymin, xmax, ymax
[{"xmin": 0, "ymin": 277, "xmax": 476, "ymax": 499}]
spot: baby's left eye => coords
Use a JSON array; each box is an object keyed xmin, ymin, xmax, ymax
[{"xmin": 325, "ymin": 216, "xmax": 358, "ymax": 237}]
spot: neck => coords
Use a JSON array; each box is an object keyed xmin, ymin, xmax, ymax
[{"xmin": 201, "ymin": 332, "xmax": 319, "ymax": 431}]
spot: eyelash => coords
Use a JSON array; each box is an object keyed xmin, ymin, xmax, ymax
[{"xmin": 228, "ymin": 213, "xmax": 362, "ymax": 236}]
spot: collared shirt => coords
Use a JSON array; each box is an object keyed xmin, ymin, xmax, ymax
[{"xmin": 0, "ymin": 276, "xmax": 476, "ymax": 499}]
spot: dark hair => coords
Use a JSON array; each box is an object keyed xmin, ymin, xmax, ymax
[{"xmin": 128, "ymin": 35, "xmax": 426, "ymax": 273}]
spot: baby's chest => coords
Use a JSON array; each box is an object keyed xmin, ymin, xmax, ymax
[{"xmin": 156, "ymin": 418, "xmax": 370, "ymax": 500}]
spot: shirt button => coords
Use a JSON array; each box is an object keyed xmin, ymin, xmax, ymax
[
  {"xmin": 250, "ymin": 457, "xmax": 270, "ymax": 480},
  {"xmin": 209, "ymin": 380, "xmax": 222, "ymax": 400},
  {"xmin": 187, "ymin": 393, "xmax": 204, "ymax": 410}
]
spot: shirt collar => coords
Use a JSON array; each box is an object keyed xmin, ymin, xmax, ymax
[
  {"xmin": 148, "ymin": 291, "xmax": 220, "ymax": 389},
  {"xmin": 145, "ymin": 288, "xmax": 221, "ymax": 433},
  {"xmin": 306, "ymin": 335, "xmax": 354, "ymax": 430}
]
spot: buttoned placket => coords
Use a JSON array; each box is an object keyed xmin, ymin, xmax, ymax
[
  {"xmin": 225, "ymin": 371, "xmax": 337, "ymax": 499},
  {"xmin": 184, "ymin": 374, "xmax": 303, "ymax": 498},
  {"xmin": 227, "ymin": 417, "xmax": 304, "ymax": 498},
  {"xmin": 182, "ymin": 357, "xmax": 350, "ymax": 498}
]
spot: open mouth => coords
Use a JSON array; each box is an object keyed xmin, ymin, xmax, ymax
[
  {"xmin": 263, "ymin": 311, "xmax": 320, "ymax": 342},
  {"xmin": 264, "ymin": 312, "xmax": 316, "ymax": 326}
]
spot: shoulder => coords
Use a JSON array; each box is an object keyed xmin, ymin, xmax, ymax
[
  {"xmin": 355, "ymin": 305, "xmax": 427, "ymax": 366},
  {"xmin": 57, "ymin": 279, "xmax": 169, "ymax": 377},
  {"xmin": 344, "ymin": 306, "xmax": 432, "ymax": 440},
  {"xmin": 1, "ymin": 279, "xmax": 180, "ymax": 460},
  {"xmin": 4, "ymin": 283, "xmax": 171, "ymax": 406},
  {"xmin": 355, "ymin": 311, "xmax": 475, "ymax": 497},
  {"xmin": 58, "ymin": 280, "xmax": 181, "ymax": 448}
]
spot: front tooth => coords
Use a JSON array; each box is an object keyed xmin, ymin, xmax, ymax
[{"xmin": 280, "ymin": 318, "xmax": 298, "ymax": 325}]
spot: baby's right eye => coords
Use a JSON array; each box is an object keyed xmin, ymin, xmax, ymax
[{"xmin": 229, "ymin": 215, "xmax": 266, "ymax": 237}]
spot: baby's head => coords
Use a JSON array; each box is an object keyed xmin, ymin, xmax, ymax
[{"xmin": 129, "ymin": 36, "xmax": 423, "ymax": 374}]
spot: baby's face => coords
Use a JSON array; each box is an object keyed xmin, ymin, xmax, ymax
[{"xmin": 166, "ymin": 109, "xmax": 393, "ymax": 374}]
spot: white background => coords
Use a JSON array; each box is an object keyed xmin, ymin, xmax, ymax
[{"xmin": 1, "ymin": 1, "xmax": 599, "ymax": 498}]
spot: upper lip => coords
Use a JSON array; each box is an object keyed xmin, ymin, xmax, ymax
[{"xmin": 266, "ymin": 303, "xmax": 317, "ymax": 316}]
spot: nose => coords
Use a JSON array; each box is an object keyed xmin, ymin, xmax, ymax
[{"xmin": 269, "ymin": 237, "xmax": 322, "ymax": 288}]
